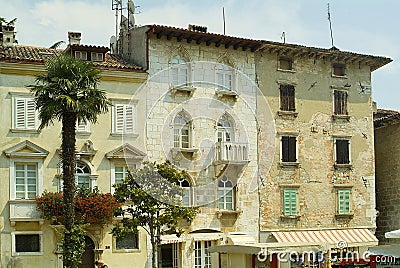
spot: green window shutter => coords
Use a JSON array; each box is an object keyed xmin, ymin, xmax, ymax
[
  {"xmin": 338, "ymin": 189, "xmax": 351, "ymax": 214},
  {"xmin": 283, "ymin": 189, "xmax": 297, "ymax": 216}
]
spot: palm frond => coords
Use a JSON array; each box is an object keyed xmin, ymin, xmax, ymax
[{"xmin": 49, "ymin": 41, "xmax": 65, "ymax": 49}]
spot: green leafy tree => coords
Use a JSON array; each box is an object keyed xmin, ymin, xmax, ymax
[
  {"xmin": 112, "ymin": 161, "xmax": 198, "ymax": 268},
  {"xmin": 28, "ymin": 54, "xmax": 110, "ymax": 268}
]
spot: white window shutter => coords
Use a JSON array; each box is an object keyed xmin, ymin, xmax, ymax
[
  {"xmin": 26, "ymin": 98, "xmax": 37, "ymax": 129},
  {"xmin": 115, "ymin": 104, "xmax": 124, "ymax": 133},
  {"xmin": 15, "ymin": 98, "xmax": 26, "ymax": 128},
  {"xmin": 125, "ymin": 105, "xmax": 134, "ymax": 133}
]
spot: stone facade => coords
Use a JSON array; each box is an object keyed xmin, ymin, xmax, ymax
[{"xmin": 374, "ymin": 109, "xmax": 400, "ymax": 244}]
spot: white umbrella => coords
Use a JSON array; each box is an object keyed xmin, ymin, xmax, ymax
[{"xmin": 385, "ymin": 229, "xmax": 400, "ymax": 238}]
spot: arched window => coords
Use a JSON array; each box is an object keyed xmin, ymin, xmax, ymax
[
  {"xmin": 216, "ymin": 61, "xmax": 232, "ymax": 91},
  {"xmin": 174, "ymin": 112, "xmax": 191, "ymax": 149},
  {"xmin": 75, "ymin": 161, "xmax": 91, "ymax": 189},
  {"xmin": 171, "ymin": 55, "xmax": 188, "ymax": 87},
  {"xmin": 217, "ymin": 176, "xmax": 234, "ymax": 210},
  {"xmin": 217, "ymin": 114, "xmax": 233, "ymax": 143},
  {"xmin": 177, "ymin": 179, "xmax": 191, "ymax": 206}
]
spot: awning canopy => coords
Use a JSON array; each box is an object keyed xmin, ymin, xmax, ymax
[
  {"xmin": 368, "ymin": 244, "xmax": 400, "ymax": 257},
  {"xmin": 209, "ymin": 244, "xmax": 263, "ymax": 255},
  {"xmin": 190, "ymin": 232, "xmax": 222, "ymax": 241},
  {"xmin": 271, "ymin": 228, "xmax": 378, "ymax": 248},
  {"xmin": 385, "ymin": 229, "xmax": 400, "ymax": 239},
  {"xmin": 160, "ymin": 234, "xmax": 183, "ymax": 245},
  {"xmin": 227, "ymin": 234, "xmax": 257, "ymax": 245}
]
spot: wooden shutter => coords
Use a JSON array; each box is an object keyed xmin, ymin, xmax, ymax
[
  {"xmin": 280, "ymin": 85, "xmax": 295, "ymax": 111},
  {"xmin": 15, "ymin": 98, "xmax": 36, "ymax": 129},
  {"xmin": 282, "ymin": 136, "xmax": 296, "ymax": 162},
  {"xmin": 338, "ymin": 189, "xmax": 351, "ymax": 214},
  {"xmin": 280, "ymin": 85, "xmax": 288, "ymax": 111},
  {"xmin": 125, "ymin": 105, "xmax": 134, "ymax": 133},
  {"xmin": 334, "ymin": 90, "xmax": 348, "ymax": 115},
  {"xmin": 115, "ymin": 104, "xmax": 125, "ymax": 133},
  {"xmin": 336, "ymin": 139, "xmax": 350, "ymax": 164},
  {"xmin": 283, "ymin": 189, "xmax": 297, "ymax": 216},
  {"xmin": 15, "ymin": 98, "xmax": 26, "ymax": 128}
]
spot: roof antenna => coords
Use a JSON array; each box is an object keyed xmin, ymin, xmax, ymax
[
  {"xmin": 281, "ymin": 32, "xmax": 286, "ymax": 44},
  {"xmin": 327, "ymin": 3, "xmax": 336, "ymax": 49},
  {"xmin": 223, "ymin": 7, "xmax": 226, "ymax": 35}
]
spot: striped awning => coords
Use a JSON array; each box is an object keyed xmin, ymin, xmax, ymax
[{"xmin": 271, "ymin": 228, "xmax": 378, "ymax": 248}]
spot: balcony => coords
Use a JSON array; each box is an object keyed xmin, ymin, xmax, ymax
[
  {"xmin": 9, "ymin": 200, "xmax": 43, "ymax": 226},
  {"xmin": 214, "ymin": 142, "xmax": 249, "ymax": 165}
]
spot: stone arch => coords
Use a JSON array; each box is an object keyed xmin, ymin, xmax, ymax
[
  {"xmin": 216, "ymin": 53, "xmax": 236, "ymax": 69},
  {"xmin": 169, "ymin": 45, "xmax": 192, "ymax": 64}
]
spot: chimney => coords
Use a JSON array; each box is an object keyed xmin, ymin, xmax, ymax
[
  {"xmin": 0, "ymin": 24, "xmax": 17, "ymax": 47},
  {"xmin": 188, "ymin": 24, "xmax": 207, "ymax": 33},
  {"xmin": 68, "ymin": 32, "xmax": 81, "ymax": 45}
]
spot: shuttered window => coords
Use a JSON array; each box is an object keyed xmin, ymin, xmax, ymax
[
  {"xmin": 338, "ymin": 189, "xmax": 351, "ymax": 214},
  {"xmin": 281, "ymin": 136, "xmax": 297, "ymax": 162},
  {"xmin": 76, "ymin": 119, "xmax": 90, "ymax": 132},
  {"xmin": 280, "ymin": 85, "xmax": 295, "ymax": 111},
  {"xmin": 334, "ymin": 90, "xmax": 348, "ymax": 115},
  {"xmin": 335, "ymin": 139, "xmax": 350, "ymax": 164},
  {"xmin": 114, "ymin": 104, "xmax": 135, "ymax": 134},
  {"xmin": 283, "ymin": 189, "xmax": 298, "ymax": 216},
  {"xmin": 14, "ymin": 97, "xmax": 37, "ymax": 130}
]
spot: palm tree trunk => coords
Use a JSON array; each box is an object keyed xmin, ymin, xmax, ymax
[{"xmin": 62, "ymin": 111, "xmax": 77, "ymax": 268}]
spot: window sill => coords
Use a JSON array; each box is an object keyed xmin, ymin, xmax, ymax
[
  {"xmin": 332, "ymin": 114, "xmax": 350, "ymax": 121},
  {"xmin": 280, "ymin": 215, "xmax": 301, "ymax": 220},
  {"xmin": 278, "ymin": 110, "xmax": 298, "ymax": 118},
  {"xmin": 172, "ymin": 147, "xmax": 198, "ymax": 153},
  {"xmin": 334, "ymin": 164, "xmax": 352, "ymax": 170},
  {"xmin": 112, "ymin": 248, "xmax": 141, "ymax": 253},
  {"xmin": 10, "ymin": 128, "xmax": 40, "ymax": 134},
  {"xmin": 331, "ymin": 74, "xmax": 348, "ymax": 79},
  {"xmin": 76, "ymin": 131, "xmax": 91, "ymax": 136},
  {"xmin": 215, "ymin": 89, "xmax": 239, "ymax": 100},
  {"xmin": 335, "ymin": 213, "xmax": 354, "ymax": 219},
  {"xmin": 277, "ymin": 68, "xmax": 296, "ymax": 73},
  {"xmin": 170, "ymin": 85, "xmax": 196, "ymax": 95},
  {"xmin": 110, "ymin": 133, "xmax": 139, "ymax": 138},
  {"xmin": 217, "ymin": 210, "xmax": 241, "ymax": 218},
  {"xmin": 279, "ymin": 162, "xmax": 300, "ymax": 168}
]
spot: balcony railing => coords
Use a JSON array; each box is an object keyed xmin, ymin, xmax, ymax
[
  {"xmin": 9, "ymin": 200, "xmax": 43, "ymax": 226},
  {"xmin": 215, "ymin": 142, "xmax": 249, "ymax": 162}
]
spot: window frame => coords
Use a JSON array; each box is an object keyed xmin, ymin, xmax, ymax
[
  {"xmin": 11, "ymin": 93, "xmax": 39, "ymax": 131},
  {"xmin": 10, "ymin": 158, "xmax": 43, "ymax": 200},
  {"xmin": 280, "ymin": 135, "xmax": 298, "ymax": 164},
  {"xmin": 278, "ymin": 57, "xmax": 294, "ymax": 71},
  {"xmin": 110, "ymin": 163, "xmax": 138, "ymax": 193},
  {"xmin": 194, "ymin": 240, "xmax": 213, "ymax": 268},
  {"xmin": 90, "ymin": 52, "xmax": 103, "ymax": 62},
  {"xmin": 332, "ymin": 63, "xmax": 346, "ymax": 77},
  {"xmin": 113, "ymin": 231, "xmax": 140, "ymax": 253},
  {"xmin": 282, "ymin": 188, "xmax": 298, "ymax": 217},
  {"xmin": 336, "ymin": 188, "xmax": 352, "ymax": 215},
  {"xmin": 177, "ymin": 179, "xmax": 191, "ymax": 207},
  {"xmin": 279, "ymin": 84, "xmax": 296, "ymax": 112},
  {"xmin": 111, "ymin": 99, "xmax": 137, "ymax": 136},
  {"xmin": 74, "ymin": 51, "xmax": 87, "ymax": 60},
  {"xmin": 170, "ymin": 54, "xmax": 190, "ymax": 87},
  {"xmin": 217, "ymin": 176, "xmax": 235, "ymax": 211},
  {"xmin": 11, "ymin": 231, "xmax": 43, "ymax": 256},
  {"xmin": 58, "ymin": 160, "xmax": 98, "ymax": 191},
  {"xmin": 76, "ymin": 119, "xmax": 90, "ymax": 133},
  {"xmin": 215, "ymin": 61, "xmax": 235, "ymax": 92},
  {"xmin": 334, "ymin": 138, "xmax": 351, "ymax": 166},
  {"xmin": 173, "ymin": 112, "xmax": 192, "ymax": 149}
]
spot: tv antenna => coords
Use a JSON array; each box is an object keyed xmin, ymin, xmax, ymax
[
  {"xmin": 327, "ymin": 3, "xmax": 335, "ymax": 48},
  {"xmin": 222, "ymin": 7, "xmax": 226, "ymax": 35}
]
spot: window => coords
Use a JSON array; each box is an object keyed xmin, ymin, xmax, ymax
[
  {"xmin": 280, "ymin": 85, "xmax": 295, "ymax": 112},
  {"xmin": 279, "ymin": 57, "xmax": 293, "ymax": 71},
  {"xmin": 76, "ymin": 119, "xmax": 90, "ymax": 133},
  {"xmin": 113, "ymin": 103, "xmax": 135, "ymax": 134},
  {"xmin": 282, "ymin": 189, "xmax": 298, "ymax": 216},
  {"xmin": 194, "ymin": 241, "xmax": 212, "ymax": 268},
  {"xmin": 335, "ymin": 139, "xmax": 350, "ymax": 165},
  {"xmin": 173, "ymin": 112, "xmax": 191, "ymax": 149},
  {"xmin": 337, "ymin": 189, "xmax": 351, "ymax": 215},
  {"xmin": 334, "ymin": 90, "xmax": 348, "ymax": 116},
  {"xmin": 116, "ymin": 232, "xmax": 139, "ymax": 250},
  {"xmin": 74, "ymin": 51, "xmax": 87, "ymax": 60},
  {"xmin": 75, "ymin": 161, "xmax": 91, "ymax": 189},
  {"xmin": 114, "ymin": 165, "xmax": 129, "ymax": 185},
  {"xmin": 217, "ymin": 114, "xmax": 233, "ymax": 143},
  {"xmin": 218, "ymin": 176, "xmax": 234, "ymax": 210},
  {"xmin": 177, "ymin": 179, "xmax": 191, "ymax": 207},
  {"xmin": 13, "ymin": 96, "xmax": 37, "ymax": 130},
  {"xmin": 15, "ymin": 163, "xmax": 37, "ymax": 199},
  {"xmin": 171, "ymin": 55, "xmax": 188, "ymax": 87},
  {"xmin": 216, "ymin": 61, "xmax": 233, "ymax": 91},
  {"xmin": 12, "ymin": 231, "xmax": 43, "ymax": 256},
  {"xmin": 332, "ymin": 63, "xmax": 346, "ymax": 76},
  {"xmin": 91, "ymin": 52, "xmax": 103, "ymax": 62},
  {"xmin": 281, "ymin": 136, "xmax": 297, "ymax": 163}
]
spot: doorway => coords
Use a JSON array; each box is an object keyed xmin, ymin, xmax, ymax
[{"xmin": 78, "ymin": 236, "xmax": 95, "ymax": 268}]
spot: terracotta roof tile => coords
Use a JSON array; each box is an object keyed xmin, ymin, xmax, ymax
[
  {"xmin": 0, "ymin": 45, "xmax": 143, "ymax": 71},
  {"xmin": 374, "ymin": 109, "xmax": 400, "ymax": 128}
]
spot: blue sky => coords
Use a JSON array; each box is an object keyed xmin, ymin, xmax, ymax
[{"xmin": 2, "ymin": 0, "xmax": 399, "ymax": 110}]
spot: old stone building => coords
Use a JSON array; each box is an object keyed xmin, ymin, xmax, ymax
[
  {"xmin": 374, "ymin": 109, "xmax": 400, "ymax": 245},
  {"xmin": 255, "ymin": 42, "xmax": 391, "ymax": 266}
]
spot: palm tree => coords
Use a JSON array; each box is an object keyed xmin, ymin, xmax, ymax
[{"xmin": 28, "ymin": 54, "xmax": 110, "ymax": 267}]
